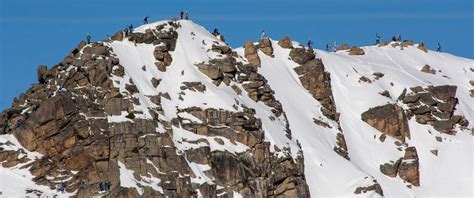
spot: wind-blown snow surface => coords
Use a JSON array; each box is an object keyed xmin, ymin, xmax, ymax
[{"xmin": 1, "ymin": 20, "xmax": 473, "ymax": 197}]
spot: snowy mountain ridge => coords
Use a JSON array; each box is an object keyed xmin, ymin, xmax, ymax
[{"xmin": 0, "ymin": 19, "xmax": 472, "ymax": 197}]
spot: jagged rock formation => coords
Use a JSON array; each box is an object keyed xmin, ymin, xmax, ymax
[
  {"xmin": 361, "ymin": 104, "xmax": 411, "ymax": 142},
  {"xmin": 289, "ymin": 44, "xmax": 348, "ymax": 159},
  {"xmin": 379, "ymin": 147, "xmax": 420, "ymax": 187},
  {"xmin": 243, "ymin": 40, "xmax": 261, "ymax": 67},
  {"xmin": 401, "ymin": 85, "xmax": 469, "ymax": 134},
  {"xmin": 278, "ymin": 36, "xmax": 293, "ymax": 49}
]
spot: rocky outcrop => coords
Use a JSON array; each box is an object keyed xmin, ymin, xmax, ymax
[
  {"xmin": 348, "ymin": 46, "xmax": 365, "ymax": 55},
  {"xmin": 361, "ymin": 104, "xmax": 411, "ymax": 142},
  {"xmin": 174, "ymin": 107, "xmax": 310, "ymax": 197},
  {"xmin": 398, "ymin": 147, "xmax": 420, "ymax": 187},
  {"xmin": 211, "ymin": 44, "xmax": 232, "ymax": 55},
  {"xmin": 401, "ymin": 85, "xmax": 468, "ymax": 134},
  {"xmin": 278, "ymin": 36, "xmax": 293, "ymax": 49},
  {"xmin": 290, "ymin": 48, "xmax": 348, "ymax": 159},
  {"xmin": 380, "ymin": 147, "xmax": 420, "ymax": 187},
  {"xmin": 337, "ymin": 43, "xmax": 350, "ymax": 51},
  {"xmin": 420, "ymin": 64, "xmax": 436, "ymax": 74},
  {"xmin": 417, "ymin": 42, "xmax": 428, "ymax": 53},
  {"xmin": 294, "ymin": 59, "xmax": 338, "ymax": 121},
  {"xmin": 258, "ymin": 38, "xmax": 274, "ymax": 56},
  {"xmin": 354, "ymin": 182, "xmax": 383, "ymax": 196},
  {"xmin": 289, "ymin": 48, "xmax": 315, "ymax": 65},
  {"xmin": 244, "ymin": 40, "xmax": 261, "ymax": 67},
  {"xmin": 196, "ymin": 57, "xmax": 237, "ymax": 86}
]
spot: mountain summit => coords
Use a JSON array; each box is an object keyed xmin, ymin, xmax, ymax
[{"xmin": 0, "ymin": 19, "xmax": 473, "ymax": 197}]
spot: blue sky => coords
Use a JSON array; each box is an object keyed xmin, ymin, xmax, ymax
[{"xmin": 0, "ymin": 0, "xmax": 473, "ymax": 109}]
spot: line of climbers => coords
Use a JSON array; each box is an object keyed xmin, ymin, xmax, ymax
[
  {"xmin": 83, "ymin": 14, "xmax": 444, "ymax": 53},
  {"xmin": 85, "ymin": 11, "xmax": 191, "ymax": 44}
]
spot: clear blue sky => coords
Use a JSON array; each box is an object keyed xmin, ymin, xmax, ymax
[{"xmin": 1, "ymin": 0, "xmax": 473, "ymax": 109}]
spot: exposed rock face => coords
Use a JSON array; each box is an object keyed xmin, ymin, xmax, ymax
[
  {"xmin": 278, "ymin": 36, "xmax": 293, "ymax": 49},
  {"xmin": 176, "ymin": 107, "xmax": 310, "ymax": 197},
  {"xmin": 211, "ymin": 44, "xmax": 232, "ymax": 55},
  {"xmin": 379, "ymin": 147, "xmax": 420, "ymax": 187},
  {"xmin": 401, "ymin": 85, "xmax": 468, "ymax": 134},
  {"xmin": 294, "ymin": 59, "xmax": 337, "ymax": 121},
  {"xmin": 420, "ymin": 64, "xmax": 436, "ymax": 74},
  {"xmin": 354, "ymin": 182, "xmax": 384, "ymax": 196},
  {"xmin": 289, "ymin": 48, "xmax": 315, "ymax": 65},
  {"xmin": 337, "ymin": 43, "xmax": 350, "ymax": 51},
  {"xmin": 244, "ymin": 40, "xmax": 261, "ymax": 67},
  {"xmin": 398, "ymin": 147, "xmax": 420, "ymax": 187},
  {"xmin": 361, "ymin": 104, "xmax": 411, "ymax": 142},
  {"xmin": 258, "ymin": 38, "xmax": 274, "ymax": 56},
  {"xmin": 290, "ymin": 48, "xmax": 348, "ymax": 159},
  {"xmin": 348, "ymin": 46, "xmax": 365, "ymax": 55},
  {"xmin": 417, "ymin": 42, "xmax": 428, "ymax": 52},
  {"xmin": 37, "ymin": 65, "xmax": 48, "ymax": 84}
]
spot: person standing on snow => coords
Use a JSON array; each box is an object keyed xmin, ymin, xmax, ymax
[
  {"xmin": 180, "ymin": 11, "xmax": 184, "ymax": 20},
  {"xmin": 143, "ymin": 16, "xmax": 150, "ymax": 24},
  {"xmin": 397, "ymin": 34, "xmax": 401, "ymax": 42},
  {"xmin": 184, "ymin": 11, "xmax": 189, "ymax": 20},
  {"xmin": 128, "ymin": 24, "xmax": 133, "ymax": 33},
  {"xmin": 260, "ymin": 31, "xmax": 266, "ymax": 40},
  {"xmin": 376, "ymin": 33, "xmax": 381, "ymax": 44},
  {"xmin": 325, "ymin": 43, "xmax": 330, "ymax": 52},
  {"xmin": 307, "ymin": 40, "xmax": 313, "ymax": 49},
  {"xmin": 86, "ymin": 34, "xmax": 91, "ymax": 44},
  {"xmin": 437, "ymin": 42, "xmax": 442, "ymax": 52},
  {"xmin": 333, "ymin": 41, "xmax": 338, "ymax": 52},
  {"xmin": 123, "ymin": 28, "xmax": 129, "ymax": 37}
]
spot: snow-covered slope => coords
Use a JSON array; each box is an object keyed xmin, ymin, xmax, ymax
[{"xmin": 1, "ymin": 20, "xmax": 472, "ymax": 197}]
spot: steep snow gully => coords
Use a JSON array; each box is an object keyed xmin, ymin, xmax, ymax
[{"xmin": 0, "ymin": 20, "xmax": 473, "ymax": 197}]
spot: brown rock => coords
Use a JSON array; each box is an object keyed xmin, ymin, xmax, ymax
[
  {"xmin": 258, "ymin": 38, "xmax": 274, "ymax": 56},
  {"xmin": 348, "ymin": 46, "xmax": 365, "ymax": 55},
  {"xmin": 278, "ymin": 36, "xmax": 293, "ymax": 49},
  {"xmin": 421, "ymin": 64, "xmax": 436, "ymax": 74},
  {"xmin": 244, "ymin": 40, "xmax": 261, "ymax": 67},
  {"xmin": 361, "ymin": 104, "xmax": 410, "ymax": 142}
]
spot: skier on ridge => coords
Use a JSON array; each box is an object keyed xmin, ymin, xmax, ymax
[
  {"xmin": 437, "ymin": 42, "xmax": 442, "ymax": 52},
  {"xmin": 307, "ymin": 40, "xmax": 313, "ymax": 49},
  {"xmin": 128, "ymin": 24, "xmax": 133, "ymax": 33},
  {"xmin": 333, "ymin": 41, "xmax": 338, "ymax": 52},
  {"xmin": 86, "ymin": 34, "xmax": 91, "ymax": 44},
  {"xmin": 325, "ymin": 43, "xmax": 330, "ymax": 52},
  {"xmin": 180, "ymin": 11, "xmax": 184, "ymax": 20},
  {"xmin": 376, "ymin": 33, "xmax": 381, "ymax": 44}
]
